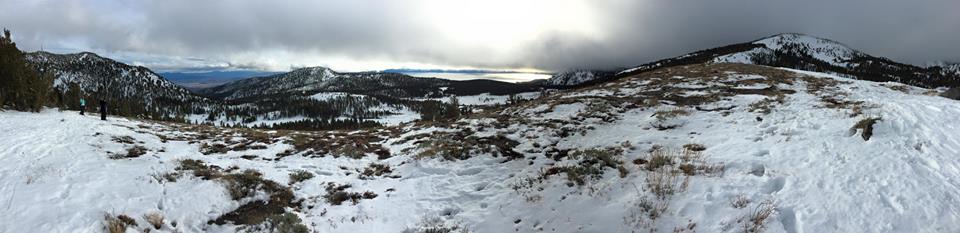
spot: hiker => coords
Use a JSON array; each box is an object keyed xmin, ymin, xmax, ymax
[
  {"xmin": 79, "ymin": 98, "xmax": 86, "ymax": 115},
  {"xmin": 99, "ymin": 100, "xmax": 107, "ymax": 121}
]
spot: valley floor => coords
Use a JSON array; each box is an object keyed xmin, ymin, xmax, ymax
[{"xmin": 1, "ymin": 64, "xmax": 959, "ymax": 233}]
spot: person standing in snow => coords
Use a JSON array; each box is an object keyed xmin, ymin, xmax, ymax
[
  {"xmin": 99, "ymin": 100, "xmax": 107, "ymax": 121},
  {"xmin": 79, "ymin": 98, "xmax": 86, "ymax": 115}
]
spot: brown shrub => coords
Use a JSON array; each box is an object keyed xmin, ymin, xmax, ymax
[
  {"xmin": 323, "ymin": 183, "xmax": 378, "ymax": 205},
  {"xmin": 731, "ymin": 193, "xmax": 750, "ymax": 209},
  {"xmin": 288, "ymin": 170, "xmax": 314, "ymax": 184},
  {"xmin": 850, "ymin": 117, "xmax": 881, "ymax": 141},
  {"xmin": 359, "ymin": 163, "xmax": 393, "ymax": 179},
  {"xmin": 104, "ymin": 214, "xmax": 136, "ymax": 233},
  {"xmin": 741, "ymin": 200, "xmax": 776, "ymax": 233},
  {"xmin": 144, "ymin": 212, "xmax": 164, "ymax": 229}
]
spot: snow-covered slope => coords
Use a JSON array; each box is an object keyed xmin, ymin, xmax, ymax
[
  {"xmin": 2, "ymin": 63, "xmax": 959, "ymax": 232},
  {"xmin": 931, "ymin": 62, "xmax": 960, "ymax": 77},
  {"xmin": 198, "ymin": 67, "xmax": 543, "ymax": 101},
  {"xmin": 26, "ymin": 51, "xmax": 204, "ymax": 106},
  {"xmin": 198, "ymin": 67, "xmax": 455, "ymax": 100},
  {"xmin": 544, "ymin": 70, "xmax": 614, "ymax": 87},
  {"xmin": 615, "ymin": 33, "xmax": 960, "ymax": 88},
  {"xmin": 713, "ymin": 33, "xmax": 863, "ymax": 67}
]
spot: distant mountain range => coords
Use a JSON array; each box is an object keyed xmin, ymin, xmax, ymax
[
  {"xmin": 196, "ymin": 66, "xmax": 541, "ymax": 101},
  {"xmin": 546, "ymin": 33, "xmax": 960, "ymax": 88},
  {"xmin": 23, "ymin": 50, "xmax": 542, "ymax": 128},
  {"xmin": 23, "ymin": 33, "xmax": 960, "ymax": 127},
  {"xmin": 160, "ymin": 70, "xmax": 283, "ymax": 90},
  {"xmin": 927, "ymin": 62, "xmax": 960, "ymax": 77},
  {"xmin": 26, "ymin": 51, "xmax": 209, "ymax": 119}
]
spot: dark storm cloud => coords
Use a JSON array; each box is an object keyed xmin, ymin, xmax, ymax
[
  {"xmin": 1, "ymin": 0, "xmax": 957, "ymax": 72},
  {"xmin": 521, "ymin": 0, "xmax": 960, "ymax": 70}
]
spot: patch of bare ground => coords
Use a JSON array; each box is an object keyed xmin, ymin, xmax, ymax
[
  {"xmin": 408, "ymin": 130, "xmax": 521, "ymax": 161},
  {"xmin": 170, "ymin": 159, "xmax": 305, "ymax": 228},
  {"xmin": 850, "ymin": 117, "xmax": 882, "ymax": 141},
  {"xmin": 500, "ymin": 63, "xmax": 807, "ymax": 126},
  {"xmin": 283, "ymin": 130, "xmax": 394, "ymax": 159}
]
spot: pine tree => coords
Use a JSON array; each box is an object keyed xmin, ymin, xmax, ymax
[
  {"xmin": 0, "ymin": 29, "xmax": 54, "ymax": 112},
  {"xmin": 445, "ymin": 96, "xmax": 461, "ymax": 119}
]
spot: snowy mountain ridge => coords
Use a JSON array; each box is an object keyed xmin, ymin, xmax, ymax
[
  {"xmin": 197, "ymin": 66, "xmax": 451, "ymax": 100},
  {"xmin": 604, "ymin": 33, "xmax": 960, "ymax": 88},
  {"xmin": 543, "ymin": 70, "xmax": 614, "ymax": 86},
  {"xmin": 929, "ymin": 62, "xmax": 960, "ymax": 76},
  {"xmin": 714, "ymin": 33, "xmax": 863, "ymax": 67},
  {"xmin": 26, "ymin": 51, "xmax": 193, "ymax": 98},
  {"xmin": 25, "ymin": 51, "xmax": 208, "ymax": 118},
  {"xmin": 198, "ymin": 66, "xmax": 542, "ymax": 101}
]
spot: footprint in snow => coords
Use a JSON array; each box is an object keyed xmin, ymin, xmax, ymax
[
  {"xmin": 779, "ymin": 207, "xmax": 801, "ymax": 233},
  {"xmin": 753, "ymin": 150, "xmax": 770, "ymax": 157},
  {"xmin": 750, "ymin": 164, "xmax": 766, "ymax": 177},
  {"xmin": 764, "ymin": 177, "xmax": 786, "ymax": 194}
]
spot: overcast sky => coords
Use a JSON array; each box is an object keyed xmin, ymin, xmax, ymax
[{"xmin": 1, "ymin": 0, "xmax": 958, "ymax": 72}]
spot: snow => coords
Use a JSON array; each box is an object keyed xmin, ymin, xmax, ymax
[
  {"xmin": 0, "ymin": 112, "xmax": 235, "ymax": 232},
  {"xmin": 546, "ymin": 70, "xmax": 605, "ymax": 86},
  {"xmin": 753, "ymin": 34, "xmax": 859, "ymax": 67},
  {"xmin": 309, "ymin": 92, "xmax": 356, "ymax": 101},
  {"xmin": 401, "ymin": 72, "xmax": 550, "ymax": 83},
  {"xmin": 2, "ymin": 67, "xmax": 960, "ymax": 232},
  {"xmin": 625, "ymin": 33, "xmax": 864, "ymax": 75},
  {"xmin": 370, "ymin": 106, "xmax": 421, "ymax": 125},
  {"xmin": 416, "ymin": 92, "xmax": 540, "ymax": 106},
  {"xmin": 714, "ymin": 47, "xmax": 768, "ymax": 64}
]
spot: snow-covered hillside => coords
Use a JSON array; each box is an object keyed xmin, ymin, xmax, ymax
[
  {"xmin": 198, "ymin": 67, "xmax": 452, "ymax": 100},
  {"xmin": 1, "ymin": 63, "xmax": 959, "ymax": 233},
  {"xmin": 544, "ymin": 70, "xmax": 614, "ymax": 87},
  {"xmin": 26, "ymin": 51, "xmax": 204, "ymax": 107},
  {"xmin": 931, "ymin": 62, "xmax": 960, "ymax": 77},
  {"xmin": 713, "ymin": 33, "xmax": 863, "ymax": 67},
  {"xmin": 615, "ymin": 33, "xmax": 960, "ymax": 88}
]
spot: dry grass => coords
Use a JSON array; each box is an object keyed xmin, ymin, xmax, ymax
[
  {"xmin": 414, "ymin": 132, "xmax": 520, "ymax": 161},
  {"xmin": 111, "ymin": 136, "xmax": 137, "ymax": 144},
  {"xmin": 747, "ymin": 97, "xmax": 780, "ymax": 114},
  {"xmin": 682, "ymin": 143, "xmax": 706, "ymax": 152},
  {"xmin": 241, "ymin": 212, "xmax": 310, "ymax": 233},
  {"xmin": 741, "ymin": 200, "xmax": 776, "ymax": 233},
  {"xmin": 323, "ymin": 183, "xmax": 378, "ymax": 205},
  {"xmin": 288, "ymin": 169, "xmax": 314, "ymax": 184},
  {"xmin": 731, "ymin": 193, "xmax": 750, "ymax": 209},
  {"xmin": 644, "ymin": 147, "xmax": 724, "ymax": 176},
  {"xmin": 850, "ymin": 117, "xmax": 881, "ymax": 141},
  {"xmin": 650, "ymin": 107, "xmax": 690, "ymax": 130},
  {"xmin": 126, "ymin": 145, "xmax": 147, "ymax": 157},
  {"xmin": 404, "ymin": 216, "xmax": 470, "ymax": 233},
  {"xmin": 199, "ymin": 142, "xmax": 229, "ymax": 155},
  {"xmin": 108, "ymin": 145, "xmax": 148, "ymax": 159},
  {"xmin": 646, "ymin": 149, "xmax": 675, "ymax": 171},
  {"xmin": 625, "ymin": 192, "xmax": 673, "ymax": 230},
  {"xmin": 144, "ymin": 212, "xmax": 164, "ymax": 229},
  {"xmin": 104, "ymin": 214, "xmax": 136, "ymax": 233},
  {"xmin": 359, "ymin": 163, "xmax": 394, "ymax": 179},
  {"xmin": 646, "ymin": 168, "xmax": 690, "ymax": 199},
  {"xmin": 539, "ymin": 147, "xmax": 624, "ymax": 186},
  {"xmin": 288, "ymin": 131, "xmax": 390, "ymax": 159},
  {"xmin": 221, "ymin": 169, "xmax": 274, "ymax": 200},
  {"xmin": 175, "ymin": 159, "xmax": 221, "ymax": 180},
  {"xmin": 652, "ymin": 107, "xmax": 690, "ymax": 121},
  {"xmin": 881, "ymin": 83, "xmax": 910, "ymax": 93}
]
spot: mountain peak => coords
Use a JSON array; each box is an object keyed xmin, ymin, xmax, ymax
[
  {"xmin": 546, "ymin": 70, "xmax": 614, "ymax": 86},
  {"xmin": 713, "ymin": 33, "xmax": 863, "ymax": 67},
  {"xmin": 752, "ymin": 33, "xmax": 856, "ymax": 54}
]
